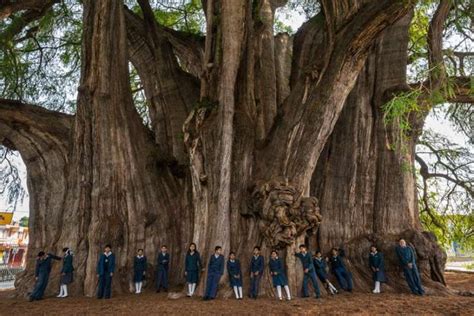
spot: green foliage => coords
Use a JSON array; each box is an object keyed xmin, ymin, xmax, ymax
[
  {"xmin": 19, "ymin": 216, "xmax": 29, "ymax": 227},
  {"xmin": 382, "ymin": 89, "xmax": 422, "ymax": 144}
]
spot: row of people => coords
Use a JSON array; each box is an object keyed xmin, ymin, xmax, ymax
[{"xmin": 28, "ymin": 238, "xmax": 424, "ymax": 301}]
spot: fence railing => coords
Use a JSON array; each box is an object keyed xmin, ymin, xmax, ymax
[{"xmin": 0, "ymin": 264, "xmax": 24, "ymax": 282}]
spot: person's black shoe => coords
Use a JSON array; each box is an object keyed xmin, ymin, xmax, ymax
[
  {"xmin": 164, "ymin": 289, "xmax": 168, "ymax": 293},
  {"xmin": 28, "ymin": 297, "xmax": 34, "ymax": 302},
  {"xmin": 156, "ymin": 289, "xmax": 160, "ymax": 293},
  {"xmin": 203, "ymin": 296, "xmax": 209, "ymax": 301}
]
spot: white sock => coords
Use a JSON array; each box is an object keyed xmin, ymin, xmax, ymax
[
  {"xmin": 135, "ymin": 282, "xmax": 139, "ymax": 293},
  {"xmin": 238, "ymin": 287, "xmax": 243, "ymax": 299},
  {"xmin": 191, "ymin": 283, "xmax": 196, "ymax": 295},
  {"xmin": 139, "ymin": 282, "xmax": 143, "ymax": 293},
  {"xmin": 57, "ymin": 285, "xmax": 64, "ymax": 297},
  {"xmin": 63, "ymin": 285, "xmax": 68, "ymax": 297},
  {"xmin": 233, "ymin": 286, "xmax": 239, "ymax": 299},
  {"xmin": 328, "ymin": 282, "xmax": 337, "ymax": 293},
  {"xmin": 284, "ymin": 285, "xmax": 291, "ymax": 300},
  {"xmin": 374, "ymin": 281, "xmax": 380, "ymax": 293},
  {"xmin": 276, "ymin": 286, "xmax": 282, "ymax": 299}
]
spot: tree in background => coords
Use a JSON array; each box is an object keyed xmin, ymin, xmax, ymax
[{"xmin": 0, "ymin": 0, "xmax": 472, "ymax": 297}]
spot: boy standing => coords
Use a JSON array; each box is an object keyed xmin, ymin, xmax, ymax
[
  {"xmin": 97, "ymin": 244, "xmax": 115, "ymax": 299},
  {"xmin": 29, "ymin": 251, "xmax": 61, "ymax": 302},
  {"xmin": 295, "ymin": 244, "xmax": 321, "ymax": 298},
  {"xmin": 329, "ymin": 247, "xmax": 353, "ymax": 292},
  {"xmin": 203, "ymin": 246, "xmax": 225, "ymax": 300},
  {"xmin": 369, "ymin": 245, "xmax": 386, "ymax": 294},
  {"xmin": 156, "ymin": 245, "xmax": 170, "ymax": 292},
  {"xmin": 249, "ymin": 246, "xmax": 264, "ymax": 299},
  {"xmin": 395, "ymin": 239, "xmax": 424, "ymax": 296}
]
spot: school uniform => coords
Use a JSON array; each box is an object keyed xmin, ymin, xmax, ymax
[
  {"xmin": 269, "ymin": 257, "xmax": 291, "ymax": 300},
  {"xmin": 227, "ymin": 259, "xmax": 243, "ymax": 299},
  {"xmin": 295, "ymin": 252, "xmax": 321, "ymax": 298},
  {"xmin": 227, "ymin": 259, "xmax": 243, "ymax": 287},
  {"xmin": 185, "ymin": 251, "xmax": 202, "ymax": 284},
  {"xmin": 134, "ymin": 255, "xmax": 147, "ymax": 282},
  {"xmin": 155, "ymin": 252, "xmax": 170, "ymax": 291},
  {"xmin": 396, "ymin": 245, "xmax": 424, "ymax": 295},
  {"xmin": 329, "ymin": 249, "xmax": 353, "ymax": 292},
  {"xmin": 269, "ymin": 257, "xmax": 287, "ymax": 287},
  {"xmin": 96, "ymin": 251, "xmax": 115, "ymax": 299},
  {"xmin": 61, "ymin": 253, "xmax": 74, "ymax": 284},
  {"xmin": 249, "ymin": 255, "xmax": 264, "ymax": 298},
  {"xmin": 313, "ymin": 256, "xmax": 338, "ymax": 295},
  {"xmin": 29, "ymin": 254, "xmax": 61, "ymax": 301},
  {"xmin": 204, "ymin": 254, "xmax": 224, "ymax": 299},
  {"xmin": 369, "ymin": 251, "xmax": 386, "ymax": 293}
]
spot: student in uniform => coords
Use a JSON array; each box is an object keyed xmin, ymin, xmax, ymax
[
  {"xmin": 185, "ymin": 242, "xmax": 202, "ymax": 297},
  {"xmin": 395, "ymin": 239, "xmax": 424, "ymax": 296},
  {"xmin": 369, "ymin": 245, "xmax": 386, "ymax": 294},
  {"xmin": 249, "ymin": 246, "xmax": 264, "ymax": 299},
  {"xmin": 329, "ymin": 247, "xmax": 353, "ymax": 292},
  {"xmin": 156, "ymin": 245, "xmax": 170, "ymax": 293},
  {"xmin": 295, "ymin": 244, "xmax": 321, "ymax": 299},
  {"xmin": 269, "ymin": 250, "xmax": 291, "ymax": 301},
  {"xmin": 29, "ymin": 251, "xmax": 61, "ymax": 302},
  {"xmin": 227, "ymin": 251, "xmax": 243, "ymax": 300},
  {"xmin": 96, "ymin": 244, "xmax": 116, "ymax": 299},
  {"xmin": 57, "ymin": 247, "xmax": 74, "ymax": 298},
  {"xmin": 203, "ymin": 246, "xmax": 225, "ymax": 300},
  {"xmin": 133, "ymin": 249, "xmax": 147, "ymax": 294},
  {"xmin": 312, "ymin": 250, "xmax": 337, "ymax": 295}
]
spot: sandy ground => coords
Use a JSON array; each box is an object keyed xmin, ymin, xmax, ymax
[{"xmin": 0, "ymin": 272, "xmax": 472, "ymax": 315}]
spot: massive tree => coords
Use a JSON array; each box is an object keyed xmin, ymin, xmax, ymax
[{"xmin": 0, "ymin": 0, "xmax": 471, "ymax": 297}]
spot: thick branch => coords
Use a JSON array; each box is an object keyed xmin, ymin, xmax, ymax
[
  {"xmin": 260, "ymin": 0, "xmax": 414, "ymax": 185},
  {"xmin": 0, "ymin": 98, "xmax": 72, "ymax": 152}
]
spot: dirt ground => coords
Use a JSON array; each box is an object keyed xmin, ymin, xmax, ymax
[{"xmin": 0, "ymin": 272, "xmax": 472, "ymax": 315}]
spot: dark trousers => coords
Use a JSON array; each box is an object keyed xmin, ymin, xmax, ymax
[
  {"xmin": 156, "ymin": 269, "xmax": 169, "ymax": 290},
  {"xmin": 97, "ymin": 274, "xmax": 113, "ymax": 299},
  {"xmin": 30, "ymin": 272, "xmax": 49, "ymax": 300},
  {"xmin": 302, "ymin": 270, "xmax": 321, "ymax": 297},
  {"xmin": 402, "ymin": 265, "xmax": 424, "ymax": 295},
  {"xmin": 204, "ymin": 272, "xmax": 221, "ymax": 299},
  {"xmin": 333, "ymin": 267, "xmax": 353, "ymax": 291},
  {"xmin": 250, "ymin": 274, "xmax": 261, "ymax": 298}
]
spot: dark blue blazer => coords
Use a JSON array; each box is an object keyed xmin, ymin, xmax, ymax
[
  {"xmin": 295, "ymin": 252, "xmax": 315, "ymax": 272},
  {"xmin": 61, "ymin": 254, "xmax": 74, "ymax": 273},
  {"xmin": 96, "ymin": 253, "xmax": 116, "ymax": 275},
  {"xmin": 269, "ymin": 257, "xmax": 284, "ymax": 274},
  {"xmin": 156, "ymin": 252, "xmax": 170, "ymax": 271},
  {"xmin": 134, "ymin": 256, "xmax": 147, "ymax": 272},
  {"xmin": 227, "ymin": 259, "xmax": 242, "ymax": 277},
  {"xmin": 207, "ymin": 254, "xmax": 224, "ymax": 275},
  {"xmin": 35, "ymin": 253, "xmax": 61, "ymax": 277},
  {"xmin": 396, "ymin": 246, "xmax": 416, "ymax": 266},
  {"xmin": 250, "ymin": 255, "xmax": 264, "ymax": 274},
  {"xmin": 313, "ymin": 257, "xmax": 327, "ymax": 271},
  {"xmin": 185, "ymin": 251, "xmax": 202, "ymax": 272}
]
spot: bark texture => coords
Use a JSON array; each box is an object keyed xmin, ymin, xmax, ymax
[{"xmin": 0, "ymin": 0, "xmax": 448, "ymax": 298}]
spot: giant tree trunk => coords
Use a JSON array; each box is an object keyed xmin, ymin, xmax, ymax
[{"xmin": 0, "ymin": 0, "xmax": 447, "ymax": 298}]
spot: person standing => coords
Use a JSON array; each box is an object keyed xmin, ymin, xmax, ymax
[
  {"xmin": 155, "ymin": 245, "xmax": 170, "ymax": 293},
  {"xmin": 249, "ymin": 246, "xmax": 264, "ymax": 299},
  {"xmin": 313, "ymin": 250, "xmax": 338, "ymax": 295},
  {"xmin": 227, "ymin": 252, "xmax": 243, "ymax": 300},
  {"xmin": 329, "ymin": 247, "xmax": 353, "ymax": 292},
  {"xmin": 57, "ymin": 247, "xmax": 74, "ymax": 298},
  {"xmin": 29, "ymin": 251, "xmax": 61, "ymax": 302},
  {"xmin": 96, "ymin": 244, "xmax": 115, "ymax": 299},
  {"xmin": 369, "ymin": 245, "xmax": 386, "ymax": 294},
  {"xmin": 185, "ymin": 243, "xmax": 202, "ymax": 297},
  {"xmin": 203, "ymin": 246, "xmax": 225, "ymax": 300},
  {"xmin": 133, "ymin": 249, "xmax": 147, "ymax": 294},
  {"xmin": 295, "ymin": 245, "xmax": 321, "ymax": 299},
  {"xmin": 395, "ymin": 239, "xmax": 424, "ymax": 296},
  {"xmin": 269, "ymin": 250, "xmax": 291, "ymax": 301}
]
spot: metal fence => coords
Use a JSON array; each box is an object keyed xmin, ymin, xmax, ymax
[{"xmin": 0, "ymin": 264, "xmax": 24, "ymax": 282}]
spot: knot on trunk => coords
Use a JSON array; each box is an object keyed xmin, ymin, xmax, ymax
[{"xmin": 249, "ymin": 180, "xmax": 322, "ymax": 249}]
